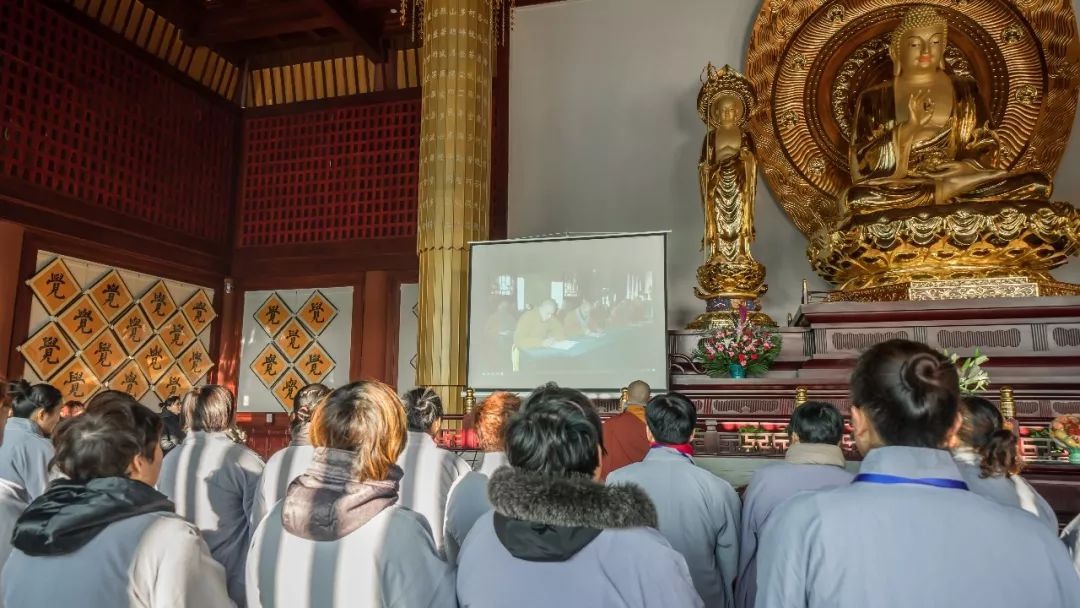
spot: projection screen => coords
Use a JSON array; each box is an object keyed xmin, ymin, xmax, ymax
[{"xmin": 467, "ymin": 232, "xmax": 668, "ymax": 392}]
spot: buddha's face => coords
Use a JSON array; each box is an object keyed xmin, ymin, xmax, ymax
[
  {"xmin": 712, "ymin": 95, "xmax": 744, "ymax": 127},
  {"xmin": 897, "ymin": 24, "xmax": 946, "ymax": 77}
]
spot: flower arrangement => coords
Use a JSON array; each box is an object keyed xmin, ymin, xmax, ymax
[
  {"xmin": 692, "ymin": 307, "xmax": 781, "ymax": 378},
  {"xmin": 943, "ymin": 348, "xmax": 990, "ymax": 395}
]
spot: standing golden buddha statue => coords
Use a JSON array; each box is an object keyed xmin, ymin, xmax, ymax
[{"xmin": 689, "ymin": 64, "xmax": 773, "ymax": 329}]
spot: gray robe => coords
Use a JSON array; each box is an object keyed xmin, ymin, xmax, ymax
[
  {"xmin": 755, "ymin": 446, "xmax": 1080, "ymax": 607},
  {"xmin": 951, "ymin": 450, "xmax": 1058, "ymax": 533},
  {"xmin": 0, "ymin": 418, "xmax": 53, "ymax": 500},
  {"xmin": 251, "ymin": 445, "xmax": 315, "ymax": 529},
  {"xmin": 396, "ymin": 431, "xmax": 471, "ymax": 554},
  {"xmin": 1062, "ymin": 513, "xmax": 1080, "ymax": 574},
  {"xmin": 457, "ymin": 467, "xmax": 703, "ymax": 608},
  {"xmin": 608, "ymin": 446, "xmax": 741, "ymax": 608},
  {"xmin": 443, "ymin": 451, "xmax": 508, "ymax": 565},
  {"xmin": 2, "ymin": 511, "xmax": 232, "ymax": 608},
  {"xmin": 157, "ymin": 431, "xmax": 264, "ymax": 606},
  {"xmin": 247, "ymin": 502, "xmax": 456, "ymax": 608},
  {"xmin": 735, "ymin": 444, "xmax": 853, "ymax": 608}
]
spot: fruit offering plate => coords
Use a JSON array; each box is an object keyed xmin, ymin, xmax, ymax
[{"xmin": 1050, "ymin": 415, "xmax": 1080, "ymax": 464}]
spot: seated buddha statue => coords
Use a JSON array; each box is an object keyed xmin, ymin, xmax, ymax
[{"xmin": 842, "ymin": 6, "xmax": 1051, "ymax": 217}]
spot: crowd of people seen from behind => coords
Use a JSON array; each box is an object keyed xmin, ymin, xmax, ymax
[{"xmin": 0, "ymin": 338, "xmax": 1077, "ymax": 606}]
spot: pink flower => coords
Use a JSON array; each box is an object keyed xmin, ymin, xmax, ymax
[{"xmin": 751, "ymin": 354, "xmax": 758, "ymax": 360}]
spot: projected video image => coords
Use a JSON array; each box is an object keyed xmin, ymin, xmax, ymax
[{"xmin": 468, "ymin": 234, "xmax": 667, "ymax": 391}]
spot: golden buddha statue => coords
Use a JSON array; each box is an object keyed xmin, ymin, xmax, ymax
[
  {"xmin": 843, "ymin": 6, "xmax": 1052, "ymax": 216},
  {"xmin": 689, "ymin": 64, "xmax": 771, "ymax": 329}
]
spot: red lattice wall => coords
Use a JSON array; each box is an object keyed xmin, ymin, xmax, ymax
[
  {"xmin": 239, "ymin": 97, "xmax": 421, "ymax": 247},
  {"xmin": 0, "ymin": 0, "xmax": 237, "ymax": 244}
]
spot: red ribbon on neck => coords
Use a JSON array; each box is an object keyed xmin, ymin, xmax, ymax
[{"xmin": 651, "ymin": 442, "xmax": 695, "ymax": 457}]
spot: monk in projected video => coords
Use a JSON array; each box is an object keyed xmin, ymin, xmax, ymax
[{"xmin": 513, "ymin": 299, "xmax": 565, "ymax": 350}]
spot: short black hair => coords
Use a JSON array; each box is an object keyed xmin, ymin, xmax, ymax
[
  {"xmin": 506, "ymin": 383, "xmax": 603, "ymax": 477},
  {"xmin": 645, "ymin": 392, "xmax": 697, "ymax": 444},
  {"xmin": 402, "ymin": 387, "xmax": 443, "ymax": 432},
  {"xmin": 51, "ymin": 394, "xmax": 162, "ymax": 482},
  {"xmin": 789, "ymin": 401, "xmax": 844, "ymax": 445},
  {"xmin": 7, "ymin": 380, "xmax": 62, "ymax": 418},
  {"xmin": 851, "ymin": 339, "xmax": 959, "ymax": 448}
]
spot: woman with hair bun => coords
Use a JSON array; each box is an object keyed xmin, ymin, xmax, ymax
[
  {"xmin": 0, "ymin": 380, "xmax": 63, "ymax": 499},
  {"xmin": 756, "ymin": 339, "xmax": 1080, "ymax": 607},
  {"xmin": 395, "ymin": 387, "xmax": 471, "ymax": 554},
  {"xmin": 952, "ymin": 395, "xmax": 1057, "ymax": 532}
]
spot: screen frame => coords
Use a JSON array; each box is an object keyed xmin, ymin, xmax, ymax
[{"xmin": 465, "ymin": 231, "xmax": 670, "ymax": 392}]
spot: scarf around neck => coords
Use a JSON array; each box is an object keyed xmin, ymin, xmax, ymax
[
  {"xmin": 785, "ymin": 442, "xmax": 847, "ymax": 468},
  {"xmin": 282, "ymin": 447, "xmax": 402, "ymax": 541}
]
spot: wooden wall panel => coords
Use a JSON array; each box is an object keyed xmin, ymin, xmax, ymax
[
  {"xmin": 237, "ymin": 92, "xmax": 420, "ymax": 248},
  {"xmin": 0, "ymin": 0, "xmax": 239, "ymax": 248}
]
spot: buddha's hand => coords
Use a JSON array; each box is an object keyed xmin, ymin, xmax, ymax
[{"xmin": 907, "ymin": 89, "xmax": 935, "ymax": 127}]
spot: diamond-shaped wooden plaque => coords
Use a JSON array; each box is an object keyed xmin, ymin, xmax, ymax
[
  {"xmin": 27, "ymin": 257, "xmax": 82, "ymax": 316},
  {"xmin": 162, "ymin": 313, "xmax": 197, "ymax": 357},
  {"xmin": 154, "ymin": 364, "xmax": 193, "ymax": 402},
  {"xmin": 19, "ymin": 322, "xmax": 76, "ymax": 380},
  {"xmin": 254, "ymin": 293, "xmax": 291, "ymax": 338},
  {"xmin": 297, "ymin": 291, "xmax": 337, "ymax": 335},
  {"xmin": 249, "ymin": 343, "xmax": 288, "ymax": 389},
  {"xmin": 50, "ymin": 356, "xmax": 101, "ymax": 402},
  {"xmin": 181, "ymin": 290, "xmax": 217, "ymax": 335},
  {"xmin": 116, "ymin": 305, "xmax": 154, "ymax": 355},
  {"xmin": 178, "ymin": 341, "xmax": 214, "ymax": 384},
  {"xmin": 57, "ymin": 294, "xmax": 107, "ymax": 350},
  {"xmin": 274, "ymin": 317, "xmax": 313, "ymax": 362},
  {"xmin": 109, "ymin": 360, "xmax": 151, "ymax": 401},
  {"xmin": 297, "ymin": 342, "xmax": 336, "ymax": 385},
  {"xmin": 84, "ymin": 328, "xmax": 127, "ymax": 382},
  {"xmin": 87, "ymin": 270, "xmax": 134, "ymax": 323},
  {"xmin": 272, "ymin": 367, "xmax": 306, "ymax": 411},
  {"xmin": 138, "ymin": 280, "xmax": 177, "ymax": 330},
  {"xmin": 136, "ymin": 335, "xmax": 175, "ymax": 384}
]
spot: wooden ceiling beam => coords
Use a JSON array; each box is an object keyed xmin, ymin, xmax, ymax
[
  {"xmin": 312, "ymin": 0, "xmax": 387, "ymax": 62},
  {"xmin": 190, "ymin": 15, "xmax": 337, "ymax": 45}
]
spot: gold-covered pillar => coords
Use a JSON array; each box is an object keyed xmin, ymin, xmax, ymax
[{"xmin": 416, "ymin": 0, "xmax": 493, "ymax": 414}]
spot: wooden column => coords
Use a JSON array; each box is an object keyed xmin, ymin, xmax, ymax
[
  {"xmin": 416, "ymin": 0, "xmax": 493, "ymax": 413},
  {"xmin": 0, "ymin": 222, "xmax": 25, "ymax": 375}
]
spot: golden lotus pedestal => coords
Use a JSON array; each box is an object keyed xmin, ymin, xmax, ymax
[
  {"xmin": 687, "ymin": 257, "xmax": 776, "ymax": 329},
  {"xmin": 807, "ymin": 200, "xmax": 1080, "ymax": 302}
]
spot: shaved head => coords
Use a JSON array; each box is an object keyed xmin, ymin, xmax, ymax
[{"xmin": 627, "ymin": 380, "xmax": 651, "ymax": 406}]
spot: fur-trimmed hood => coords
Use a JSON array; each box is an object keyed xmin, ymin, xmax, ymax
[
  {"xmin": 489, "ymin": 467, "xmax": 657, "ymax": 529},
  {"xmin": 487, "ymin": 467, "xmax": 658, "ymax": 562}
]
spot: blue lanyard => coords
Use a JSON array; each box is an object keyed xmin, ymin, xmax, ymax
[{"xmin": 854, "ymin": 473, "xmax": 968, "ymax": 490}]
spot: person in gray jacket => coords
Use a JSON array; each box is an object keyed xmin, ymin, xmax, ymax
[
  {"xmin": 951, "ymin": 395, "xmax": 1058, "ymax": 532},
  {"xmin": 157, "ymin": 385, "xmax": 264, "ymax": 606},
  {"xmin": 444, "ymin": 390, "xmax": 521, "ymax": 564},
  {"xmin": 735, "ymin": 401, "xmax": 853, "ymax": 608},
  {"xmin": 756, "ymin": 340, "xmax": 1080, "ymax": 608},
  {"xmin": 456, "ymin": 383, "xmax": 703, "ymax": 608},
  {"xmin": 247, "ymin": 380, "xmax": 455, "ymax": 608},
  {"xmin": 0, "ymin": 381, "xmax": 63, "ymax": 500},
  {"xmin": 608, "ymin": 392, "xmax": 740, "ymax": 608},
  {"xmin": 2, "ymin": 395, "xmax": 231, "ymax": 607}
]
